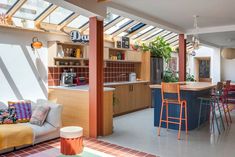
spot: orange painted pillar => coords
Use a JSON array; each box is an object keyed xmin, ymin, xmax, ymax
[
  {"xmin": 179, "ymin": 34, "xmax": 186, "ymax": 82},
  {"xmin": 89, "ymin": 17, "xmax": 104, "ymax": 138}
]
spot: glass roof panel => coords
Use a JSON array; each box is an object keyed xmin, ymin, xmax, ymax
[
  {"xmin": 104, "ymin": 12, "xmax": 119, "ymax": 25},
  {"xmin": 14, "ymin": 0, "xmax": 51, "ymax": 20},
  {"xmin": 105, "ymin": 18, "xmax": 131, "ymax": 35},
  {"xmin": 131, "ymin": 26, "xmax": 154, "ymax": 39},
  {"xmin": 126, "ymin": 23, "xmax": 146, "ymax": 34},
  {"xmin": 67, "ymin": 15, "xmax": 89, "ymax": 29},
  {"xmin": 0, "ymin": 0, "xmax": 18, "ymax": 14},
  {"xmin": 43, "ymin": 7, "xmax": 73, "ymax": 25},
  {"xmin": 12, "ymin": 17, "xmax": 34, "ymax": 28},
  {"xmin": 141, "ymin": 29, "xmax": 163, "ymax": 41}
]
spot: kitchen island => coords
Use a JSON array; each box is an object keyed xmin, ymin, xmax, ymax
[
  {"xmin": 150, "ymin": 82, "xmax": 216, "ymax": 130},
  {"xmin": 48, "ymin": 85, "xmax": 115, "ymax": 137}
]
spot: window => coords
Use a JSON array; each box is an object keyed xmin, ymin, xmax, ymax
[
  {"xmin": 12, "ymin": 17, "xmax": 34, "ymax": 28},
  {"xmin": 43, "ymin": 7, "xmax": 73, "ymax": 24},
  {"xmin": 14, "ymin": 0, "xmax": 51, "ymax": 20},
  {"xmin": 131, "ymin": 26, "xmax": 154, "ymax": 39},
  {"xmin": 104, "ymin": 12, "xmax": 119, "ymax": 25},
  {"xmin": 117, "ymin": 32, "xmax": 128, "ymax": 37},
  {"xmin": 67, "ymin": 15, "xmax": 89, "ymax": 29},
  {"xmin": 0, "ymin": 0, "xmax": 18, "ymax": 14},
  {"xmin": 105, "ymin": 18, "xmax": 132, "ymax": 35}
]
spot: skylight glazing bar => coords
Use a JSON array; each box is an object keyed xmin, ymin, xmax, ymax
[
  {"xmin": 142, "ymin": 29, "xmax": 165, "ymax": 41},
  {"xmin": 134, "ymin": 27, "xmax": 157, "ymax": 40}
]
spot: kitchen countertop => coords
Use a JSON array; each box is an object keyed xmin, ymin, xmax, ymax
[
  {"xmin": 150, "ymin": 82, "xmax": 216, "ymax": 91},
  {"xmin": 104, "ymin": 80, "xmax": 149, "ymax": 86},
  {"xmin": 49, "ymin": 85, "xmax": 115, "ymax": 92},
  {"xmin": 49, "ymin": 81, "xmax": 149, "ymax": 91}
]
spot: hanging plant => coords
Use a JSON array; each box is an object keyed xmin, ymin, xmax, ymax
[{"xmin": 141, "ymin": 36, "xmax": 172, "ymax": 62}]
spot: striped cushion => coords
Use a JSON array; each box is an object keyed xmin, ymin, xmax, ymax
[{"xmin": 8, "ymin": 101, "xmax": 32, "ymax": 123}]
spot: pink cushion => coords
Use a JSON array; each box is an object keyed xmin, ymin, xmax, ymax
[{"xmin": 30, "ymin": 106, "xmax": 50, "ymax": 126}]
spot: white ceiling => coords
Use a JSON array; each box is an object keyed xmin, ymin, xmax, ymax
[
  {"xmin": 64, "ymin": 0, "xmax": 235, "ymax": 47},
  {"xmin": 111, "ymin": 0, "xmax": 235, "ymax": 30},
  {"xmin": 110, "ymin": 0, "xmax": 235, "ymax": 47}
]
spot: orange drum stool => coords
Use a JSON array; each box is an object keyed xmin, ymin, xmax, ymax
[{"xmin": 60, "ymin": 126, "xmax": 84, "ymax": 155}]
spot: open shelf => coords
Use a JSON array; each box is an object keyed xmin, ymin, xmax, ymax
[
  {"xmin": 53, "ymin": 65, "xmax": 89, "ymax": 68},
  {"xmin": 54, "ymin": 57, "xmax": 88, "ymax": 61}
]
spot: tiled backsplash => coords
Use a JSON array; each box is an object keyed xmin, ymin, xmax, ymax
[{"xmin": 48, "ymin": 62, "xmax": 136, "ymax": 86}]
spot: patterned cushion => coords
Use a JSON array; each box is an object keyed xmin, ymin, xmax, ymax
[
  {"xmin": 8, "ymin": 101, "xmax": 32, "ymax": 123},
  {"xmin": 0, "ymin": 106, "xmax": 17, "ymax": 124},
  {"xmin": 30, "ymin": 106, "xmax": 50, "ymax": 126}
]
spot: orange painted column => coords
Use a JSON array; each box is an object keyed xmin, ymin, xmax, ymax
[
  {"xmin": 179, "ymin": 34, "xmax": 186, "ymax": 82},
  {"xmin": 89, "ymin": 17, "xmax": 104, "ymax": 138}
]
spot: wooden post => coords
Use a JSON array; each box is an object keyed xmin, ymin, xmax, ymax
[
  {"xmin": 89, "ymin": 17, "xmax": 104, "ymax": 138},
  {"xmin": 179, "ymin": 34, "xmax": 186, "ymax": 82}
]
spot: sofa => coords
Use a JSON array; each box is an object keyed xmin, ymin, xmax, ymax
[{"xmin": 0, "ymin": 99, "xmax": 63, "ymax": 154}]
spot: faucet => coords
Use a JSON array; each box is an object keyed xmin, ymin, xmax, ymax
[{"xmin": 114, "ymin": 73, "xmax": 126, "ymax": 82}]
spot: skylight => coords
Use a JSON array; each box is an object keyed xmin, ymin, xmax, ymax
[
  {"xmin": 131, "ymin": 26, "xmax": 155, "ymax": 39},
  {"xmin": 43, "ymin": 7, "xmax": 73, "ymax": 25},
  {"xmin": 14, "ymin": 0, "xmax": 51, "ymax": 20},
  {"xmin": 141, "ymin": 29, "xmax": 164, "ymax": 41},
  {"xmin": 0, "ymin": 0, "xmax": 18, "ymax": 14},
  {"xmin": 105, "ymin": 18, "xmax": 132, "ymax": 35},
  {"xmin": 67, "ymin": 15, "xmax": 89, "ymax": 29},
  {"xmin": 104, "ymin": 12, "xmax": 119, "ymax": 26},
  {"xmin": 127, "ymin": 23, "xmax": 146, "ymax": 34}
]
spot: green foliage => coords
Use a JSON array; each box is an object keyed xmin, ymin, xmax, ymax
[
  {"xmin": 142, "ymin": 36, "xmax": 173, "ymax": 62},
  {"xmin": 186, "ymin": 73, "xmax": 196, "ymax": 81},
  {"xmin": 163, "ymin": 69, "xmax": 179, "ymax": 82},
  {"xmin": 162, "ymin": 69, "xmax": 196, "ymax": 82}
]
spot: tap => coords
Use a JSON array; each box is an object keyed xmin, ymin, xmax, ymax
[{"xmin": 114, "ymin": 73, "xmax": 126, "ymax": 82}]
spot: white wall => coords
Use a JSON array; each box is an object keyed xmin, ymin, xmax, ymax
[
  {"xmin": 0, "ymin": 27, "xmax": 70, "ymax": 104},
  {"xmin": 187, "ymin": 46, "xmax": 221, "ymax": 83},
  {"xmin": 221, "ymin": 57, "xmax": 235, "ymax": 82}
]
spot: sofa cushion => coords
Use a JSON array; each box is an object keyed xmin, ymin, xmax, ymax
[
  {"xmin": 21, "ymin": 122, "xmax": 57, "ymax": 139},
  {"xmin": 36, "ymin": 99, "xmax": 62, "ymax": 128},
  {"xmin": 30, "ymin": 106, "xmax": 50, "ymax": 126},
  {"xmin": 0, "ymin": 106, "xmax": 17, "ymax": 124},
  {"xmin": 8, "ymin": 101, "xmax": 32, "ymax": 123}
]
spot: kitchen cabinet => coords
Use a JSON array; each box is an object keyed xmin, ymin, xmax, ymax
[{"xmin": 109, "ymin": 82, "xmax": 151, "ymax": 116}]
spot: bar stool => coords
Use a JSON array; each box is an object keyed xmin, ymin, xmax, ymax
[
  {"xmin": 223, "ymin": 80, "xmax": 232, "ymax": 124},
  {"xmin": 198, "ymin": 82, "xmax": 225, "ymax": 134},
  {"xmin": 158, "ymin": 82, "xmax": 188, "ymax": 140}
]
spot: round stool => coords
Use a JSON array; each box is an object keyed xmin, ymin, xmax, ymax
[{"xmin": 60, "ymin": 126, "xmax": 83, "ymax": 155}]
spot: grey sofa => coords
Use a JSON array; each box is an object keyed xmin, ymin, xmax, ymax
[{"xmin": 0, "ymin": 100, "xmax": 62, "ymax": 154}]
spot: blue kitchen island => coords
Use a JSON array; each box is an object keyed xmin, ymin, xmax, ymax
[{"xmin": 150, "ymin": 82, "xmax": 216, "ymax": 130}]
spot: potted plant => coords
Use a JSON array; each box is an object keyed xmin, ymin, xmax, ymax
[
  {"xmin": 141, "ymin": 36, "xmax": 172, "ymax": 62},
  {"xmin": 141, "ymin": 36, "xmax": 173, "ymax": 84}
]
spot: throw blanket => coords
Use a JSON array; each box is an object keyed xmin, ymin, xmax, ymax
[{"xmin": 0, "ymin": 124, "xmax": 33, "ymax": 150}]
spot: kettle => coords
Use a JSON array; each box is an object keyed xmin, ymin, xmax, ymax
[{"xmin": 129, "ymin": 72, "xmax": 136, "ymax": 82}]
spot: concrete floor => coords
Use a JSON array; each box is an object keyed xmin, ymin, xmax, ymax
[{"xmin": 100, "ymin": 108, "xmax": 235, "ymax": 157}]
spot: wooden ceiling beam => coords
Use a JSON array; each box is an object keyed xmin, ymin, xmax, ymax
[
  {"xmin": 57, "ymin": 13, "xmax": 79, "ymax": 31},
  {"xmin": 35, "ymin": 5, "xmax": 58, "ymax": 29},
  {"xmin": 112, "ymin": 21, "xmax": 139, "ymax": 37},
  {"xmin": 6, "ymin": 0, "xmax": 27, "ymax": 17}
]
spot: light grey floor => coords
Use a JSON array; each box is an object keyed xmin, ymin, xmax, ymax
[{"xmin": 100, "ymin": 108, "xmax": 235, "ymax": 157}]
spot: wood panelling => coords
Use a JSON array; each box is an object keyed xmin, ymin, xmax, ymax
[
  {"xmin": 48, "ymin": 89, "xmax": 90, "ymax": 136},
  {"xmin": 48, "ymin": 88, "xmax": 113, "ymax": 137},
  {"xmin": 110, "ymin": 83, "xmax": 151, "ymax": 116}
]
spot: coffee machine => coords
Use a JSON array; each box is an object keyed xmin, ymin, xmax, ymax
[{"xmin": 60, "ymin": 69, "xmax": 76, "ymax": 87}]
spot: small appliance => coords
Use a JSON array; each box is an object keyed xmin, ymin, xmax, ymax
[
  {"xmin": 75, "ymin": 77, "xmax": 87, "ymax": 86},
  {"xmin": 129, "ymin": 72, "xmax": 136, "ymax": 82},
  {"xmin": 60, "ymin": 69, "xmax": 76, "ymax": 87}
]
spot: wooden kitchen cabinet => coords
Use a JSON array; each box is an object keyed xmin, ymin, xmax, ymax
[{"xmin": 110, "ymin": 83, "xmax": 151, "ymax": 116}]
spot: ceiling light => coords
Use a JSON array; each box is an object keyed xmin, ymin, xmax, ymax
[{"xmin": 192, "ymin": 15, "xmax": 200, "ymax": 50}]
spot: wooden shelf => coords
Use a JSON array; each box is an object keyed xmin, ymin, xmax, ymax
[
  {"xmin": 105, "ymin": 46, "xmax": 134, "ymax": 52},
  {"xmin": 54, "ymin": 57, "xmax": 88, "ymax": 61},
  {"xmin": 105, "ymin": 59, "xmax": 141, "ymax": 63},
  {"xmin": 57, "ymin": 41, "xmax": 89, "ymax": 46},
  {"xmin": 53, "ymin": 65, "xmax": 88, "ymax": 68}
]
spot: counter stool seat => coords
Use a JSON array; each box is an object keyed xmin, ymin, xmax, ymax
[{"xmin": 60, "ymin": 126, "xmax": 84, "ymax": 155}]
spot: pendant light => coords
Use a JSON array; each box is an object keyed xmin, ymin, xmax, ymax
[{"xmin": 192, "ymin": 15, "xmax": 200, "ymax": 50}]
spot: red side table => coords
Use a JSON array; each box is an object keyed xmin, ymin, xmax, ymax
[{"xmin": 60, "ymin": 126, "xmax": 83, "ymax": 155}]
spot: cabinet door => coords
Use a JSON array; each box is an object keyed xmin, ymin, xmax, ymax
[{"xmin": 112, "ymin": 85, "xmax": 130, "ymax": 115}]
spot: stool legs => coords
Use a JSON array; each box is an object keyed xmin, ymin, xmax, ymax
[
  {"xmin": 215, "ymin": 97, "xmax": 225, "ymax": 130},
  {"xmin": 198, "ymin": 99, "xmax": 203, "ymax": 128},
  {"xmin": 158, "ymin": 101, "xmax": 164, "ymax": 136},
  {"xmin": 178, "ymin": 103, "xmax": 183, "ymax": 140},
  {"xmin": 184, "ymin": 102, "xmax": 188, "ymax": 135},
  {"xmin": 166, "ymin": 103, "xmax": 169, "ymax": 130}
]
